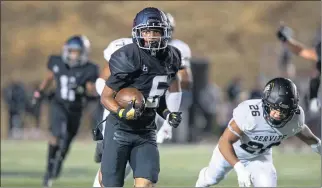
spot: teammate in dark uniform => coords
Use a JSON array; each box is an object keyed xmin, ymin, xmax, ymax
[
  {"xmin": 98, "ymin": 7, "xmax": 182, "ymax": 188},
  {"xmin": 277, "ymin": 25, "xmax": 321, "ymax": 112},
  {"xmin": 32, "ymin": 35, "xmax": 99, "ymax": 187}
]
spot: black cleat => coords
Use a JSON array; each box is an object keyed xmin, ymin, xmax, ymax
[{"xmin": 43, "ymin": 172, "xmax": 53, "ymax": 188}]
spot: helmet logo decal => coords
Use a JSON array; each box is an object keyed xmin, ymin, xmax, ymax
[{"xmin": 264, "ymin": 83, "xmax": 273, "ymax": 92}]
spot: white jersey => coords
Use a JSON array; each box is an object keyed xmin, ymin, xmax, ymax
[
  {"xmin": 103, "ymin": 38, "xmax": 191, "ymax": 68},
  {"xmin": 168, "ymin": 39, "xmax": 191, "ymax": 68},
  {"xmin": 103, "ymin": 38, "xmax": 133, "ymax": 62},
  {"xmin": 231, "ymin": 99, "xmax": 305, "ymax": 160}
]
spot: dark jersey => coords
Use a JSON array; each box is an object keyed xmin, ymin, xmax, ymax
[
  {"xmin": 47, "ymin": 55, "xmax": 99, "ymax": 111},
  {"xmin": 106, "ymin": 43, "xmax": 182, "ymax": 131},
  {"xmin": 315, "ymin": 41, "xmax": 321, "ymax": 72}
]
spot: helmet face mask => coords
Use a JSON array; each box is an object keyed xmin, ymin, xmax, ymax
[
  {"xmin": 62, "ymin": 35, "xmax": 90, "ymax": 68},
  {"xmin": 263, "ymin": 100, "xmax": 297, "ymax": 128},
  {"xmin": 262, "ymin": 78, "xmax": 299, "ymax": 128},
  {"xmin": 132, "ymin": 7, "xmax": 172, "ymax": 52}
]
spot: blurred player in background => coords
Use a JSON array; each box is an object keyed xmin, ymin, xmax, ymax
[
  {"xmin": 92, "ymin": 11, "xmax": 191, "ymax": 187},
  {"xmin": 195, "ymin": 77, "xmax": 321, "ymax": 187},
  {"xmin": 95, "ymin": 7, "xmax": 182, "ymax": 187},
  {"xmin": 277, "ymin": 25, "xmax": 321, "ymax": 113},
  {"xmin": 157, "ymin": 12, "xmax": 193, "ymax": 143},
  {"xmin": 32, "ymin": 35, "xmax": 99, "ymax": 188}
]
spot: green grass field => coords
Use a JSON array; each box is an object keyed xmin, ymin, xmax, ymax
[{"xmin": 1, "ymin": 140, "xmax": 321, "ymax": 187}]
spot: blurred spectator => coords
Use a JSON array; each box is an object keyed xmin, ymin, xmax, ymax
[
  {"xmin": 226, "ymin": 76, "xmax": 243, "ymax": 104},
  {"xmin": 278, "ymin": 46, "xmax": 296, "ymax": 79},
  {"xmin": 2, "ymin": 81, "xmax": 27, "ymax": 139},
  {"xmin": 198, "ymin": 81, "xmax": 221, "ymax": 134},
  {"xmin": 25, "ymin": 82, "xmax": 43, "ymax": 130},
  {"xmin": 249, "ymin": 79, "xmax": 263, "ymax": 99}
]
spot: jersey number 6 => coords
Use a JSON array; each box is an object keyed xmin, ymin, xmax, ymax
[{"xmin": 145, "ymin": 75, "xmax": 168, "ymax": 108}]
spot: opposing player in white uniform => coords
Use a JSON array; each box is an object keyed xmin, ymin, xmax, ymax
[
  {"xmin": 156, "ymin": 12, "xmax": 193, "ymax": 143},
  {"xmin": 195, "ymin": 77, "xmax": 321, "ymax": 187}
]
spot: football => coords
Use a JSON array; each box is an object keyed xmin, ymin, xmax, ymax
[{"xmin": 115, "ymin": 87, "xmax": 145, "ymax": 109}]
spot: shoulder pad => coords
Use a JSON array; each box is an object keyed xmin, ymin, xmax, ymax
[
  {"xmin": 168, "ymin": 45, "xmax": 182, "ymax": 69},
  {"xmin": 104, "ymin": 38, "xmax": 133, "ymax": 62},
  {"xmin": 233, "ymin": 100, "xmax": 257, "ymax": 131},
  {"xmin": 47, "ymin": 55, "xmax": 61, "ymax": 71},
  {"xmin": 108, "ymin": 44, "xmax": 140, "ymax": 76},
  {"xmin": 169, "ymin": 39, "xmax": 191, "ymax": 68},
  {"xmin": 169, "ymin": 39, "xmax": 191, "ymax": 59}
]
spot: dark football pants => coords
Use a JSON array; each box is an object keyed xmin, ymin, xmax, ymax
[
  {"xmin": 101, "ymin": 115, "xmax": 160, "ymax": 187},
  {"xmin": 49, "ymin": 100, "xmax": 82, "ymax": 177}
]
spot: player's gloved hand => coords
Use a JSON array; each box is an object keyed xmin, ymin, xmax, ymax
[
  {"xmin": 163, "ymin": 110, "xmax": 182, "ymax": 128},
  {"xmin": 75, "ymin": 86, "xmax": 85, "ymax": 95},
  {"xmin": 117, "ymin": 98, "xmax": 143, "ymax": 120},
  {"xmin": 156, "ymin": 122, "xmax": 173, "ymax": 144},
  {"xmin": 276, "ymin": 25, "xmax": 293, "ymax": 43},
  {"xmin": 234, "ymin": 161, "xmax": 252, "ymax": 187},
  {"xmin": 31, "ymin": 90, "xmax": 43, "ymax": 106}
]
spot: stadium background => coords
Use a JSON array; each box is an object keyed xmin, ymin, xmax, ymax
[{"xmin": 1, "ymin": 1, "xmax": 321, "ymax": 187}]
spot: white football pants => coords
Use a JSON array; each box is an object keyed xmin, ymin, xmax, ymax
[{"xmin": 196, "ymin": 145, "xmax": 277, "ymax": 187}]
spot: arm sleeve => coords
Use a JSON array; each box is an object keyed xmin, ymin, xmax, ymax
[{"xmin": 105, "ymin": 47, "xmax": 139, "ymax": 91}]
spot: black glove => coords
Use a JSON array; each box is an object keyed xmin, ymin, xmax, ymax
[
  {"xmin": 277, "ymin": 25, "xmax": 293, "ymax": 42},
  {"xmin": 117, "ymin": 98, "xmax": 143, "ymax": 120},
  {"xmin": 164, "ymin": 110, "xmax": 182, "ymax": 128}
]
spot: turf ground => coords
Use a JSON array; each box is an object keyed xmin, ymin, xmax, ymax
[{"xmin": 1, "ymin": 140, "xmax": 321, "ymax": 187}]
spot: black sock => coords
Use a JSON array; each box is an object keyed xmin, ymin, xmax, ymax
[
  {"xmin": 309, "ymin": 75, "xmax": 321, "ymax": 100},
  {"xmin": 46, "ymin": 144, "xmax": 58, "ymax": 176}
]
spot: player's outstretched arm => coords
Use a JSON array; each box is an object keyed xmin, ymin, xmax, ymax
[
  {"xmin": 277, "ymin": 26, "xmax": 318, "ymax": 61},
  {"xmin": 218, "ymin": 120, "xmax": 243, "ymax": 166},
  {"xmin": 219, "ymin": 120, "xmax": 252, "ymax": 187},
  {"xmin": 32, "ymin": 61, "xmax": 55, "ymax": 105},
  {"xmin": 38, "ymin": 70, "xmax": 54, "ymax": 92},
  {"xmin": 296, "ymin": 124, "xmax": 321, "ymax": 155},
  {"xmin": 285, "ymin": 39, "xmax": 317, "ymax": 61}
]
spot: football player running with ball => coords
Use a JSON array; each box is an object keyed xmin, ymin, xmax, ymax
[{"xmin": 97, "ymin": 7, "xmax": 183, "ymax": 188}]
